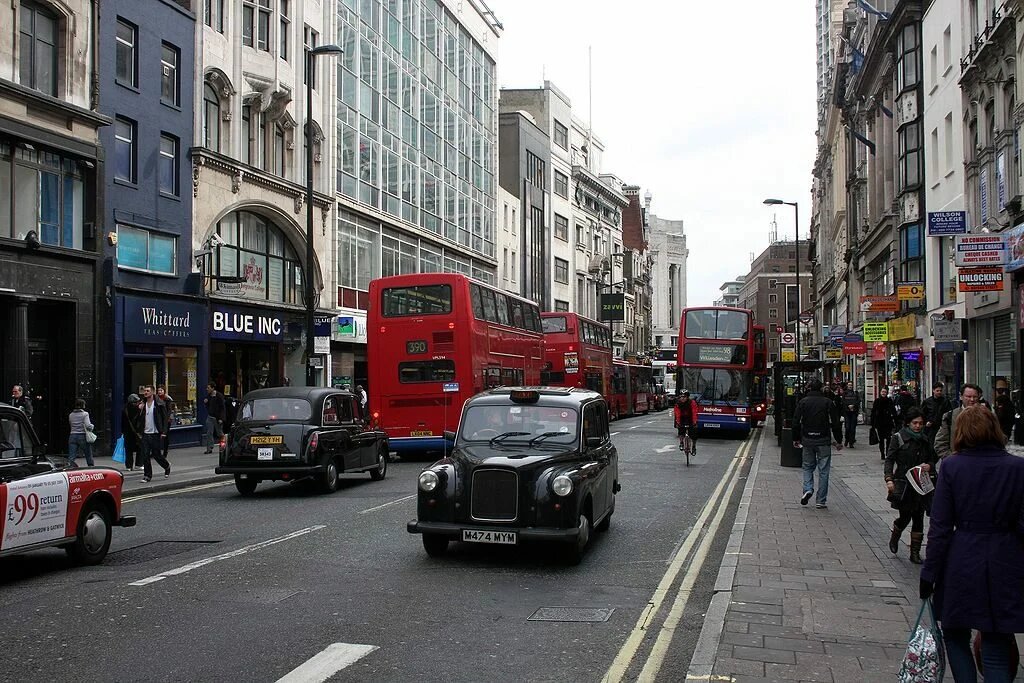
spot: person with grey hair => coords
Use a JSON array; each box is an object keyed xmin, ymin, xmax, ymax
[
  {"xmin": 10, "ymin": 384, "xmax": 32, "ymax": 418},
  {"xmin": 793, "ymin": 378, "xmax": 844, "ymax": 509}
]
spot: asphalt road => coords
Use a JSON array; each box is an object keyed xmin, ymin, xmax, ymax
[{"xmin": 0, "ymin": 412, "xmax": 758, "ymax": 683}]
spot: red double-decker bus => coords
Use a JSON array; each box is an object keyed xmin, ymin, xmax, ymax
[
  {"xmin": 676, "ymin": 306, "xmax": 755, "ymax": 435},
  {"xmin": 540, "ymin": 312, "xmax": 613, "ymax": 396},
  {"xmin": 751, "ymin": 324, "xmax": 768, "ymax": 426},
  {"xmin": 609, "ymin": 360, "xmax": 653, "ymax": 420},
  {"xmin": 367, "ymin": 273, "xmax": 544, "ymax": 454}
]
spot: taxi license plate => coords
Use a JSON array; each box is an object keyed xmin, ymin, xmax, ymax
[
  {"xmin": 410, "ymin": 430, "xmax": 433, "ymax": 437},
  {"xmin": 250, "ymin": 435, "xmax": 284, "ymax": 445},
  {"xmin": 462, "ymin": 529, "xmax": 517, "ymax": 545},
  {"xmin": 257, "ymin": 447, "xmax": 274, "ymax": 461}
]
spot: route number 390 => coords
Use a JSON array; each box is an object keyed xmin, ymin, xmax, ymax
[{"xmin": 8, "ymin": 493, "xmax": 40, "ymax": 525}]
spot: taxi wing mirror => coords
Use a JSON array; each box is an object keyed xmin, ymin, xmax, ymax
[{"xmin": 443, "ymin": 430, "xmax": 456, "ymax": 442}]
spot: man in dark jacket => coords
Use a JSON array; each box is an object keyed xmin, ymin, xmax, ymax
[
  {"xmin": 793, "ymin": 378, "xmax": 844, "ymax": 509},
  {"xmin": 203, "ymin": 382, "xmax": 226, "ymax": 454},
  {"xmin": 10, "ymin": 384, "xmax": 32, "ymax": 417},
  {"xmin": 841, "ymin": 381, "xmax": 860, "ymax": 448},
  {"xmin": 920, "ymin": 383, "xmax": 952, "ymax": 443}
]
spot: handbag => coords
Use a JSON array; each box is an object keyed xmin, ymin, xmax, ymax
[
  {"xmin": 887, "ymin": 479, "xmax": 908, "ymax": 506},
  {"xmin": 112, "ymin": 436, "xmax": 126, "ymax": 463},
  {"xmin": 84, "ymin": 427, "xmax": 97, "ymax": 444},
  {"xmin": 898, "ymin": 598, "xmax": 945, "ymax": 683},
  {"xmin": 869, "ymin": 427, "xmax": 879, "ymax": 445}
]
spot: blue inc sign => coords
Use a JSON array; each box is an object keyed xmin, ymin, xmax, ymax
[{"xmin": 927, "ymin": 211, "xmax": 967, "ymax": 236}]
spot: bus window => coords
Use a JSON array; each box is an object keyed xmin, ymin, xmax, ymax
[
  {"xmin": 585, "ymin": 371, "xmax": 603, "ymax": 393},
  {"xmin": 470, "ymin": 284, "xmax": 485, "ymax": 320},
  {"xmin": 500, "ymin": 368, "xmax": 524, "ymax": 385},
  {"xmin": 525, "ymin": 306, "xmax": 542, "ymax": 332},
  {"xmin": 482, "ymin": 366, "xmax": 502, "ymax": 388},
  {"xmin": 509, "ymin": 300, "xmax": 524, "ymax": 329},
  {"xmin": 494, "ymin": 293, "xmax": 510, "ymax": 326},
  {"xmin": 399, "ymin": 360, "xmax": 456, "ymax": 382},
  {"xmin": 481, "ymin": 287, "xmax": 498, "ymax": 321},
  {"xmin": 542, "ymin": 315, "xmax": 567, "ymax": 333}
]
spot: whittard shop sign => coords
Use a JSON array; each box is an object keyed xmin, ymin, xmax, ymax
[{"xmin": 122, "ymin": 295, "xmax": 205, "ymax": 345}]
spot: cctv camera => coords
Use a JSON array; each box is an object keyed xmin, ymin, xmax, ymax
[{"xmin": 209, "ymin": 234, "xmax": 227, "ymax": 248}]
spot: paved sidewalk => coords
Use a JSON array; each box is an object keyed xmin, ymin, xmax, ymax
[
  {"xmin": 92, "ymin": 444, "xmax": 228, "ymax": 495},
  {"xmin": 688, "ymin": 423, "xmax": 1024, "ymax": 682}
]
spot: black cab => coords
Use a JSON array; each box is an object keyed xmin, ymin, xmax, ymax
[
  {"xmin": 407, "ymin": 387, "xmax": 619, "ymax": 564},
  {"xmin": 216, "ymin": 387, "xmax": 389, "ymax": 495}
]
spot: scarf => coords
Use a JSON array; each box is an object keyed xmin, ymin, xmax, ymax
[{"xmin": 900, "ymin": 426, "xmax": 927, "ymax": 442}]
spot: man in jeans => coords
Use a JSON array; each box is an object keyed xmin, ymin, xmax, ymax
[{"xmin": 793, "ymin": 378, "xmax": 844, "ymax": 509}]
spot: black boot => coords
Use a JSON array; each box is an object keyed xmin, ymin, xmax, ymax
[
  {"xmin": 889, "ymin": 522, "xmax": 904, "ymax": 554},
  {"xmin": 909, "ymin": 532, "xmax": 924, "ymax": 564}
]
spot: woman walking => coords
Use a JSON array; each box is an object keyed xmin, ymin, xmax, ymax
[
  {"xmin": 121, "ymin": 393, "xmax": 143, "ymax": 471},
  {"xmin": 920, "ymin": 406, "xmax": 1024, "ymax": 682},
  {"xmin": 870, "ymin": 387, "xmax": 898, "ymax": 460},
  {"xmin": 68, "ymin": 399, "xmax": 95, "ymax": 467},
  {"xmin": 883, "ymin": 408, "xmax": 936, "ymax": 563}
]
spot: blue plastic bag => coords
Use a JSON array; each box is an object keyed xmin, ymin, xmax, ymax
[{"xmin": 112, "ymin": 436, "xmax": 126, "ymax": 464}]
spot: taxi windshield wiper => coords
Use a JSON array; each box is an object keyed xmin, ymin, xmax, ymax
[
  {"xmin": 528, "ymin": 431, "xmax": 572, "ymax": 446},
  {"xmin": 489, "ymin": 431, "xmax": 530, "ymax": 446}
]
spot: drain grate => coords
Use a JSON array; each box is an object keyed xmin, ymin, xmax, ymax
[
  {"xmin": 527, "ymin": 607, "xmax": 614, "ymax": 623},
  {"xmin": 105, "ymin": 540, "xmax": 221, "ymax": 566}
]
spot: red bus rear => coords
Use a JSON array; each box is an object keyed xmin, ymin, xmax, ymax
[
  {"xmin": 540, "ymin": 312, "xmax": 612, "ymax": 396},
  {"xmin": 677, "ymin": 306, "xmax": 755, "ymax": 435},
  {"xmin": 609, "ymin": 360, "xmax": 653, "ymax": 420},
  {"xmin": 751, "ymin": 325, "xmax": 768, "ymax": 425},
  {"xmin": 367, "ymin": 274, "xmax": 543, "ymax": 453}
]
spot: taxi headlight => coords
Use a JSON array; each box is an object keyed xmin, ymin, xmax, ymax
[
  {"xmin": 418, "ymin": 470, "xmax": 440, "ymax": 492},
  {"xmin": 552, "ymin": 475, "xmax": 573, "ymax": 497}
]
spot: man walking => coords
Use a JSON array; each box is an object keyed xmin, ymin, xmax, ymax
[
  {"xmin": 202, "ymin": 382, "xmax": 225, "ymax": 454},
  {"xmin": 920, "ymin": 382, "xmax": 952, "ymax": 444},
  {"xmin": 793, "ymin": 378, "xmax": 843, "ymax": 509},
  {"xmin": 934, "ymin": 383, "xmax": 983, "ymax": 460},
  {"xmin": 10, "ymin": 384, "xmax": 32, "ymax": 417},
  {"xmin": 140, "ymin": 385, "xmax": 171, "ymax": 483},
  {"xmin": 842, "ymin": 381, "xmax": 860, "ymax": 447}
]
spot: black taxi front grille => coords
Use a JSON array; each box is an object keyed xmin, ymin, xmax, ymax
[{"xmin": 471, "ymin": 469, "xmax": 518, "ymax": 522}]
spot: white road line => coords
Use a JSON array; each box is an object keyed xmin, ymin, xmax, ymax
[
  {"xmin": 127, "ymin": 525, "xmax": 326, "ymax": 587},
  {"xmin": 276, "ymin": 643, "xmax": 378, "ymax": 683},
  {"xmin": 611, "ymin": 432, "xmax": 621, "ymax": 436},
  {"xmin": 359, "ymin": 494, "xmax": 415, "ymax": 514},
  {"xmin": 123, "ymin": 480, "xmax": 233, "ymax": 503},
  {"xmin": 628, "ymin": 425, "xmax": 639, "ymax": 430},
  {"xmin": 654, "ymin": 444, "xmax": 677, "ymax": 453}
]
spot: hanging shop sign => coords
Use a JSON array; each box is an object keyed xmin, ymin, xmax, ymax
[
  {"xmin": 957, "ymin": 267, "xmax": 1005, "ymax": 293},
  {"xmin": 842, "ymin": 333, "xmax": 866, "ymax": 355},
  {"xmin": 954, "ymin": 234, "xmax": 1006, "ymax": 267},
  {"xmin": 897, "ymin": 282, "xmax": 925, "ymax": 301},
  {"xmin": 599, "ymin": 293, "xmax": 625, "ymax": 322},
  {"xmin": 781, "ymin": 350, "xmax": 796, "ymax": 362},
  {"xmin": 825, "ymin": 348, "xmax": 843, "ymax": 360},
  {"xmin": 932, "ymin": 319, "xmax": 966, "ymax": 342},
  {"xmin": 122, "ymin": 295, "xmax": 206, "ymax": 346},
  {"xmin": 871, "ymin": 342, "xmax": 887, "ymax": 361},
  {"xmin": 1004, "ymin": 222, "xmax": 1024, "ymax": 272},
  {"xmin": 887, "ymin": 315, "xmax": 917, "ymax": 342},
  {"xmin": 863, "ymin": 322, "xmax": 889, "ymax": 342},
  {"xmin": 860, "ymin": 295, "xmax": 899, "ymax": 313},
  {"xmin": 927, "ymin": 211, "xmax": 967, "ymax": 236}
]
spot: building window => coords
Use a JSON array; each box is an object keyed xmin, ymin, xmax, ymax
[
  {"xmin": 214, "ymin": 210, "xmax": 303, "ymax": 303},
  {"xmin": 768, "ymin": 308, "xmax": 778, "ymax": 319},
  {"xmin": 337, "ymin": 210, "xmax": 380, "ymax": 294},
  {"xmin": 117, "ymin": 224, "xmax": 176, "ymax": 274},
  {"xmin": 274, "ymin": 125, "xmax": 286, "ymax": 177},
  {"xmin": 768, "ymin": 278, "xmax": 778, "ymax": 288},
  {"xmin": 768, "ymin": 293, "xmax": 778, "ymax": 303},
  {"xmin": 158, "ymin": 133, "xmax": 179, "ymax": 196},
  {"xmin": 554, "ymin": 257, "xmax": 569, "ymax": 283},
  {"xmin": 115, "ymin": 116, "xmax": 136, "ymax": 183},
  {"xmin": 160, "ymin": 43, "xmax": 180, "ymax": 107},
  {"xmin": 204, "ymin": 0, "xmax": 225, "ymax": 32},
  {"xmin": 554, "ymin": 299, "xmax": 569, "ymax": 312},
  {"xmin": 554, "ymin": 170, "xmax": 568, "ymax": 198},
  {"xmin": 243, "ymin": 0, "xmax": 272, "ymax": 51},
  {"xmin": 554, "ymin": 213, "xmax": 568, "ymax": 241},
  {"xmin": 280, "ymin": 0, "xmax": 290, "ymax": 60},
  {"xmin": 900, "ymin": 223, "xmax": 924, "ymax": 282},
  {"xmin": 114, "ymin": 17, "xmax": 137, "ymax": 88},
  {"xmin": 203, "ymin": 83, "xmax": 221, "ymax": 152},
  {"xmin": 553, "ymin": 120, "xmax": 569, "ymax": 150},
  {"xmin": 241, "ymin": 104, "xmax": 253, "ymax": 165},
  {"xmin": 896, "ymin": 23, "xmax": 919, "ymax": 93},
  {"xmin": 576, "ymin": 223, "xmax": 585, "ymax": 246},
  {"xmin": 898, "ymin": 121, "xmax": 921, "ymax": 190},
  {"xmin": 0, "ymin": 142, "xmax": 85, "ymax": 248},
  {"xmin": 526, "ymin": 151, "xmax": 545, "ymax": 189},
  {"xmin": 19, "ymin": 2, "xmax": 58, "ymax": 96},
  {"xmin": 304, "ymin": 25, "xmax": 319, "ymax": 87}
]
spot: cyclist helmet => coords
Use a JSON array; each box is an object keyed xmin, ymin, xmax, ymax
[{"xmin": 681, "ymin": 389, "xmax": 690, "ymax": 397}]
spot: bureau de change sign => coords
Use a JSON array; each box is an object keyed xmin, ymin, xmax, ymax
[{"xmin": 954, "ymin": 234, "xmax": 1007, "ymax": 266}]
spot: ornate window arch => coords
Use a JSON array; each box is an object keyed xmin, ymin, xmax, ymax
[
  {"xmin": 211, "ymin": 210, "xmax": 304, "ymax": 304},
  {"xmin": 203, "ymin": 68, "xmax": 235, "ymax": 154}
]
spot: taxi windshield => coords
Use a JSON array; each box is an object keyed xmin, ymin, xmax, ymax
[
  {"xmin": 240, "ymin": 398, "xmax": 312, "ymax": 421},
  {"xmin": 460, "ymin": 404, "xmax": 578, "ymax": 445}
]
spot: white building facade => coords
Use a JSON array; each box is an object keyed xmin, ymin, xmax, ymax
[{"xmin": 649, "ymin": 214, "xmax": 688, "ymax": 353}]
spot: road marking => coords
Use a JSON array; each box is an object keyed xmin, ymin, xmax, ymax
[
  {"xmin": 276, "ymin": 643, "xmax": 378, "ymax": 683},
  {"xmin": 127, "ymin": 525, "xmax": 326, "ymax": 587},
  {"xmin": 123, "ymin": 480, "xmax": 233, "ymax": 503},
  {"xmin": 602, "ymin": 436, "xmax": 751, "ymax": 683},
  {"xmin": 611, "ymin": 432, "xmax": 621, "ymax": 436},
  {"xmin": 628, "ymin": 425, "xmax": 639, "ymax": 430},
  {"xmin": 654, "ymin": 444, "xmax": 677, "ymax": 453},
  {"xmin": 359, "ymin": 494, "xmax": 415, "ymax": 514},
  {"xmin": 637, "ymin": 431, "xmax": 760, "ymax": 681}
]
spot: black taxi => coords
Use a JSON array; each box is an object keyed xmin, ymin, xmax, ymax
[
  {"xmin": 216, "ymin": 387, "xmax": 389, "ymax": 495},
  {"xmin": 407, "ymin": 387, "xmax": 619, "ymax": 563}
]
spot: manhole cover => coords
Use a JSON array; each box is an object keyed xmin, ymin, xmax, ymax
[
  {"xmin": 105, "ymin": 541, "xmax": 221, "ymax": 566},
  {"xmin": 527, "ymin": 607, "xmax": 614, "ymax": 623}
]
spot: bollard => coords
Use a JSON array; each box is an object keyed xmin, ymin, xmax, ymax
[{"xmin": 780, "ymin": 426, "xmax": 802, "ymax": 467}]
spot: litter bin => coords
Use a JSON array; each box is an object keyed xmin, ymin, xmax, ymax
[{"xmin": 780, "ymin": 426, "xmax": 802, "ymax": 467}]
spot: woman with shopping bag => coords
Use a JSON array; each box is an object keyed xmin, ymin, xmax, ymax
[
  {"xmin": 884, "ymin": 408, "xmax": 937, "ymax": 564},
  {"xmin": 920, "ymin": 405, "xmax": 1024, "ymax": 682}
]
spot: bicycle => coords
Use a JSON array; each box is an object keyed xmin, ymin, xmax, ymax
[{"xmin": 678, "ymin": 425, "xmax": 695, "ymax": 466}]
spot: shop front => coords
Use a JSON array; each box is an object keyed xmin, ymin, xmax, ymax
[
  {"xmin": 210, "ymin": 303, "xmax": 309, "ymax": 399},
  {"xmin": 886, "ymin": 315, "xmax": 921, "ymax": 399},
  {"xmin": 115, "ymin": 295, "xmax": 208, "ymax": 448},
  {"xmin": 331, "ymin": 310, "xmax": 368, "ymax": 391}
]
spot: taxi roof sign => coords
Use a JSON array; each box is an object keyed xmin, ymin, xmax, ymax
[{"xmin": 510, "ymin": 390, "xmax": 540, "ymax": 404}]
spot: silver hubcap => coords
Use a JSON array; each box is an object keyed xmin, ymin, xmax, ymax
[
  {"xmin": 577, "ymin": 515, "xmax": 590, "ymax": 549},
  {"xmin": 327, "ymin": 463, "xmax": 337, "ymax": 485},
  {"xmin": 377, "ymin": 452, "xmax": 386, "ymax": 474},
  {"xmin": 82, "ymin": 511, "xmax": 108, "ymax": 554}
]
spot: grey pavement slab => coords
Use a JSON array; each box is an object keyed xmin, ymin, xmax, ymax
[{"xmin": 92, "ymin": 444, "xmax": 229, "ymax": 495}]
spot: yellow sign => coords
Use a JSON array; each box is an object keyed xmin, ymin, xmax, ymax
[
  {"xmin": 841, "ymin": 363, "xmax": 851, "ymax": 373},
  {"xmin": 898, "ymin": 283, "xmax": 926, "ymax": 301},
  {"xmin": 887, "ymin": 315, "xmax": 917, "ymax": 341},
  {"xmin": 863, "ymin": 322, "xmax": 889, "ymax": 342},
  {"xmin": 825, "ymin": 348, "xmax": 842, "ymax": 360},
  {"xmin": 781, "ymin": 350, "xmax": 796, "ymax": 362}
]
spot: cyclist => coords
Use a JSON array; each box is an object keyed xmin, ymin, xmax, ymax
[{"xmin": 673, "ymin": 389, "xmax": 698, "ymax": 454}]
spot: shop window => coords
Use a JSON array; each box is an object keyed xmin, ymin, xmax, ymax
[
  {"xmin": 117, "ymin": 225, "xmax": 176, "ymax": 274},
  {"xmin": 213, "ymin": 211, "xmax": 303, "ymax": 304},
  {"xmin": 0, "ymin": 142, "xmax": 85, "ymax": 248},
  {"xmin": 164, "ymin": 347, "xmax": 198, "ymax": 427}
]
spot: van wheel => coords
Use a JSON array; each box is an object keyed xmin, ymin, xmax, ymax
[
  {"xmin": 564, "ymin": 512, "xmax": 592, "ymax": 565},
  {"xmin": 66, "ymin": 500, "xmax": 112, "ymax": 565},
  {"xmin": 320, "ymin": 459, "xmax": 339, "ymax": 493},
  {"xmin": 423, "ymin": 534, "xmax": 448, "ymax": 557},
  {"xmin": 369, "ymin": 444, "xmax": 388, "ymax": 481},
  {"xmin": 234, "ymin": 475, "xmax": 258, "ymax": 496}
]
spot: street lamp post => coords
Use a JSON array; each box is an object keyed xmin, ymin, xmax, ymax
[
  {"xmin": 304, "ymin": 44, "xmax": 344, "ymax": 388},
  {"xmin": 763, "ymin": 198, "xmax": 801, "ymax": 360}
]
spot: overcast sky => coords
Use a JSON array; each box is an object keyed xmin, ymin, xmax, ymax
[{"xmin": 489, "ymin": 0, "xmax": 818, "ymax": 308}]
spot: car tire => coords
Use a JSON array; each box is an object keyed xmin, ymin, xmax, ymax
[
  {"xmin": 234, "ymin": 475, "xmax": 258, "ymax": 496},
  {"xmin": 422, "ymin": 533, "xmax": 448, "ymax": 557},
  {"xmin": 369, "ymin": 444, "xmax": 388, "ymax": 481},
  {"xmin": 66, "ymin": 499, "xmax": 112, "ymax": 565},
  {"xmin": 564, "ymin": 512, "xmax": 592, "ymax": 565},
  {"xmin": 320, "ymin": 458, "xmax": 339, "ymax": 493}
]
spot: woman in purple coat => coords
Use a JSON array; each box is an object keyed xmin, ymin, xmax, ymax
[{"xmin": 920, "ymin": 405, "xmax": 1024, "ymax": 682}]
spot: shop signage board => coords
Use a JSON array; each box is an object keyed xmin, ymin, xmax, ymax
[
  {"xmin": 957, "ymin": 267, "xmax": 1005, "ymax": 293},
  {"xmin": 780, "ymin": 332, "xmax": 796, "ymax": 346},
  {"xmin": 887, "ymin": 315, "xmax": 917, "ymax": 341},
  {"xmin": 863, "ymin": 322, "xmax": 889, "ymax": 342},
  {"xmin": 1005, "ymin": 223, "xmax": 1024, "ymax": 273},
  {"xmin": 314, "ymin": 337, "xmax": 330, "ymax": 354},
  {"xmin": 781, "ymin": 350, "xmax": 795, "ymax": 362},
  {"xmin": 599, "ymin": 293, "xmax": 625, "ymax": 322},
  {"xmin": 932, "ymin": 319, "xmax": 965, "ymax": 342},
  {"xmin": 860, "ymin": 295, "xmax": 899, "ymax": 313},
  {"xmin": 954, "ymin": 234, "xmax": 1007, "ymax": 266},
  {"xmin": 211, "ymin": 305, "xmax": 285, "ymax": 342},
  {"xmin": 841, "ymin": 363, "xmax": 851, "ymax": 373},
  {"xmin": 897, "ymin": 282, "xmax": 925, "ymax": 301},
  {"xmin": 825, "ymin": 348, "xmax": 843, "ymax": 360},
  {"xmin": 927, "ymin": 211, "xmax": 967, "ymax": 236},
  {"xmin": 843, "ymin": 341, "xmax": 867, "ymax": 354},
  {"xmin": 122, "ymin": 295, "xmax": 205, "ymax": 346}
]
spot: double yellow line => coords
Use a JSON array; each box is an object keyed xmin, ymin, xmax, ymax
[{"xmin": 603, "ymin": 430, "xmax": 759, "ymax": 683}]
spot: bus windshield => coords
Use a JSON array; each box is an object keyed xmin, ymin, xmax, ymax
[
  {"xmin": 382, "ymin": 285, "xmax": 452, "ymax": 316},
  {"xmin": 682, "ymin": 368, "xmax": 749, "ymax": 404},
  {"xmin": 684, "ymin": 310, "xmax": 749, "ymax": 340},
  {"xmin": 542, "ymin": 315, "xmax": 568, "ymax": 333}
]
